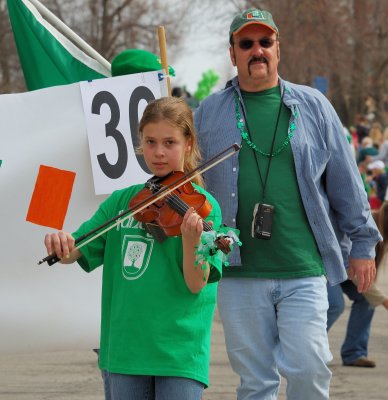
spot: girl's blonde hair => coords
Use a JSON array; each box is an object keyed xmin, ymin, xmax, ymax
[{"xmin": 138, "ymin": 97, "xmax": 204, "ymax": 187}]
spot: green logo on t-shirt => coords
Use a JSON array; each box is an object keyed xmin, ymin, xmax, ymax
[{"xmin": 122, "ymin": 235, "xmax": 154, "ymax": 280}]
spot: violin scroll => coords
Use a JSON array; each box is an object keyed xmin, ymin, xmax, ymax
[{"xmin": 214, "ymin": 237, "xmax": 232, "ymax": 254}]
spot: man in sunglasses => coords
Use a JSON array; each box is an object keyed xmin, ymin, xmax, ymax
[{"xmin": 194, "ymin": 7, "xmax": 381, "ymax": 400}]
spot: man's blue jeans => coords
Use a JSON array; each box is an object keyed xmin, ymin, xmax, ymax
[
  {"xmin": 218, "ymin": 276, "xmax": 332, "ymax": 400},
  {"xmin": 326, "ymin": 283, "xmax": 345, "ymax": 330},
  {"xmin": 327, "ymin": 280, "xmax": 375, "ymax": 364}
]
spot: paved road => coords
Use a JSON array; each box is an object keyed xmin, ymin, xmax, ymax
[
  {"xmin": 207, "ymin": 269, "xmax": 388, "ymax": 400},
  {"xmin": 1, "ymin": 270, "xmax": 387, "ymax": 400}
]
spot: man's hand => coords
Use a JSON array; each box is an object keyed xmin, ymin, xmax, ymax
[{"xmin": 347, "ymin": 258, "xmax": 376, "ymax": 292}]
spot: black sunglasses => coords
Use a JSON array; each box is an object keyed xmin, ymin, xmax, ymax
[{"xmin": 238, "ymin": 37, "xmax": 277, "ymax": 50}]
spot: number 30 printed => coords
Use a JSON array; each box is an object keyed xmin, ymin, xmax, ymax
[{"xmin": 91, "ymin": 86, "xmax": 155, "ymax": 179}]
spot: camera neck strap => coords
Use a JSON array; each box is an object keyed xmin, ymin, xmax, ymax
[{"xmin": 235, "ymin": 87, "xmax": 285, "ymax": 201}]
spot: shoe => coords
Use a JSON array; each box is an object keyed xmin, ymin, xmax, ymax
[{"xmin": 343, "ymin": 357, "xmax": 376, "ymax": 368}]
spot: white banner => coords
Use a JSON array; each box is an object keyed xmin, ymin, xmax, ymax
[{"xmin": 0, "ymin": 73, "xmax": 165, "ymax": 354}]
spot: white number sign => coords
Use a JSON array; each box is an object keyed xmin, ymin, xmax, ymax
[{"xmin": 80, "ymin": 71, "xmax": 166, "ymax": 194}]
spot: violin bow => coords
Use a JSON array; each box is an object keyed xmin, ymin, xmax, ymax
[{"xmin": 38, "ymin": 143, "xmax": 241, "ymax": 266}]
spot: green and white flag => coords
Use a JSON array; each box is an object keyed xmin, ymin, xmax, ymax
[{"xmin": 7, "ymin": 0, "xmax": 111, "ymax": 91}]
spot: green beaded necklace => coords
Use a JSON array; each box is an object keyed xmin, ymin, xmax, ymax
[{"xmin": 234, "ymin": 92, "xmax": 294, "ymax": 157}]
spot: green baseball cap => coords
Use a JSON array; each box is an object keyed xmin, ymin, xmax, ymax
[
  {"xmin": 229, "ymin": 8, "xmax": 278, "ymax": 40},
  {"xmin": 111, "ymin": 49, "xmax": 175, "ymax": 77}
]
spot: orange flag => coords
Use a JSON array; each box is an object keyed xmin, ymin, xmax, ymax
[{"xmin": 26, "ymin": 165, "xmax": 76, "ymax": 230}]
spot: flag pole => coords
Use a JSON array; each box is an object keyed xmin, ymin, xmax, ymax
[
  {"xmin": 28, "ymin": 0, "xmax": 111, "ymax": 72},
  {"xmin": 157, "ymin": 26, "xmax": 171, "ymax": 96}
]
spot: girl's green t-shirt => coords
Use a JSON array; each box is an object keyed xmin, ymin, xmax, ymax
[{"xmin": 73, "ymin": 183, "xmax": 222, "ymax": 387}]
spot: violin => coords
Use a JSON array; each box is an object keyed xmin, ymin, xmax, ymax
[
  {"xmin": 129, "ymin": 171, "xmax": 231, "ymax": 254},
  {"xmin": 38, "ymin": 143, "xmax": 241, "ymax": 266}
]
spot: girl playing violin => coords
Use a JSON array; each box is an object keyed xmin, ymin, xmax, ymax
[{"xmin": 44, "ymin": 97, "xmax": 235, "ymax": 400}]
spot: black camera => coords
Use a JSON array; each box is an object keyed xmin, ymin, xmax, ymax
[{"xmin": 251, "ymin": 203, "xmax": 274, "ymax": 240}]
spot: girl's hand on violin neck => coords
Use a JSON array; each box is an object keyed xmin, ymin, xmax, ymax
[
  {"xmin": 180, "ymin": 207, "xmax": 203, "ymax": 244},
  {"xmin": 44, "ymin": 232, "xmax": 80, "ymax": 264}
]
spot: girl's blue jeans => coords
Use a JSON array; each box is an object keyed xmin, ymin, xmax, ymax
[{"xmin": 106, "ymin": 373, "xmax": 204, "ymax": 400}]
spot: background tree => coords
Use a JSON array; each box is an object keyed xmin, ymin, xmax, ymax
[
  {"xmin": 1, "ymin": 0, "xmax": 387, "ymax": 127},
  {"xmin": 0, "ymin": 0, "xmax": 193, "ymax": 93},
  {"xmin": 0, "ymin": 0, "xmax": 22, "ymax": 92}
]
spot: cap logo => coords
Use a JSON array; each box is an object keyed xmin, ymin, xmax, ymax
[{"xmin": 246, "ymin": 10, "xmax": 266, "ymax": 20}]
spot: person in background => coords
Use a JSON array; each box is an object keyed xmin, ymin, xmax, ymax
[
  {"xmin": 366, "ymin": 132, "xmax": 388, "ymax": 166},
  {"xmin": 172, "ymin": 86, "xmax": 199, "ymax": 110},
  {"xmin": 367, "ymin": 160, "xmax": 388, "ymax": 206},
  {"xmin": 194, "ymin": 7, "xmax": 381, "ymax": 400},
  {"xmin": 368, "ymin": 123, "xmax": 384, "ymax": 150},
  {"xmin": 343, "ymin": 125, "xmax": 356, "ymax": 158},
  {"xmin": 327, "ymin": 201, "xmax": 388, "ymax": 367},
  {"xmin": 358, "ymin": 136, "xmax": 378, "ymax": 164},
  {"xmin": 172, "ymin": 86, "xmax": 184, "ymax": 97},
  {"xmin": 358, "ymin": 161, "xmax": 372, "ymax": 200},
  {"xmin": 43, "ymin": 97, "xmax": 236, "ymax": 400},
  {"xmin": 355, "ymin": 114, "xmax": 370, "ymax": 145}
]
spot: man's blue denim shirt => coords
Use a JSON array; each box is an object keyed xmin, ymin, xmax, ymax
[{"xmin": 194, "ymin": 77, "xmax": 381, "ymax": 286}]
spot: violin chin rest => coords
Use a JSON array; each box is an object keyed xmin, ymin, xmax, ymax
[{"xmin": 143, "ymin": 222, "xmax": 168, "ymax": 243}]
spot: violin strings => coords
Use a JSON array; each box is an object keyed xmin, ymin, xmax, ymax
[
  {"xmin": 154, "ymin": 184, "xmax": 212, "ymax": 231},
  {"xmin": 165, "ymin": 195, "xmax": 212, "ymax": 231}
]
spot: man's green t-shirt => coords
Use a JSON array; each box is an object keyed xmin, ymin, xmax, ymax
[
  {"xmin": 225, "ymin": 86, "xmax": 324, "ymax": 278},
  {"xmin": 73, "ymin": 184, "xmax": 223, "ymax": 386}
]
